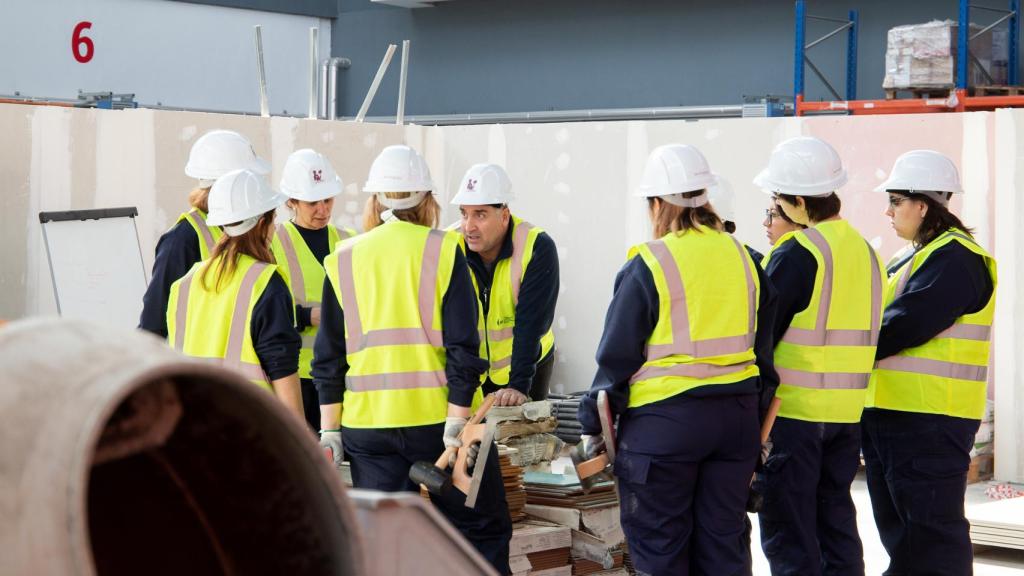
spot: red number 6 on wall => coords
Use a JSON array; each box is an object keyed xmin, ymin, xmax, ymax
[{"xmin": 72, "ymin": 21, "xmax": 94, "ymax": 63}]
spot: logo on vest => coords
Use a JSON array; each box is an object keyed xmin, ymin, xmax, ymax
[
  {"xmin": 312, "ymin": 169, "xmax": 323, "ymax": 183},
  {"xmin": 496, "ymin": 316, "xmax": 515, "ymax": 327}
]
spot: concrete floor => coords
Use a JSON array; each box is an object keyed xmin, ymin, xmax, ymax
[{"xmin": 749, "ymin": 476, "xmax": 1024, "ymax": 575}]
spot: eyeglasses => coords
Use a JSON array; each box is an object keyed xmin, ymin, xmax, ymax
[
  {"xmin": 888, "ymin": 196, "xmax": 908, "ymax": 208},
  {"xmin": 764, "ymin": 208, "xmax": 779, "ymax": 224}
]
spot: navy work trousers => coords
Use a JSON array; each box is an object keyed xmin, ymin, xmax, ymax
[
  {"xmin": 614, "ymin": 393, "xmax": 760, "ymax": 576},
  {"xmin": 344, "ymin": 423, "xmax": 513, "ymax": 575},
  {"xmin": 756, "ymin": 417, "xmax": 864, "ymax": 576},
  {"xmin": 861, "ymin": 408, "xmax": 980, "ymax": 576}
]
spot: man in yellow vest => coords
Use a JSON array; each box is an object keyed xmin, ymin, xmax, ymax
[
  {"xmin": 754, "ymin": 137, "xmax": 885, "ymax": 576},
  {"xmin": 451, "ymin": 163, "xmax": 559, "ymax": 407},
  {"xmin": 865, "ymin": 150, "xmax": 996, "ymax": 575}
]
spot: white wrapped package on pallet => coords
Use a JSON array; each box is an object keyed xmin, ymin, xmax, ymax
[{"xmin": 882, "ymin": 20, "xmax": 1004, "ymax": 89}]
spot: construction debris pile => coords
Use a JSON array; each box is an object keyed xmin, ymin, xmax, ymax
[
  {"xmin": 548, "ymin": 393, "xmax": 586, "ymax": 445},
  {"xmin": 490, "ymin": 399, "xmax": 632, "ymax": 576}
]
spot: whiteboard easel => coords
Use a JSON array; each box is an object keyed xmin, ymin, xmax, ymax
[{"xmin": 39, "ymin": 207, "xmax": 148, "ymax": 329}]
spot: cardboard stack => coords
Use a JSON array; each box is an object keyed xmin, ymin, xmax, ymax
[{"xmin": 882, "ymin": 20, "xmax": 1006, "ymax": 90}]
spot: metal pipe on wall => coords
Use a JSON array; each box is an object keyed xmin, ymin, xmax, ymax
[
  {"xmin": 353, "ymin": 104, "xmax": 747, "ymax": 125},
  {"xmin": 308, "ymin": 27, "xmax": 318, "ymax": 120},
  {"xmin": 397, "ymin": 40, "xmax": 410, "ymax": 125},
  {"xmin": 326, "ymin": 57, "xmax": 351, "ymax": 120},
  {"xmin": 254, "ymin": 25, "xmax": 270, "ymax": 118}
]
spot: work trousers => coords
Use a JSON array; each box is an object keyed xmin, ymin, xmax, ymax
[
  {"xmin": 615, "ymin": 393, "xmax": 760, "ymax": 576},
  {"xmin": 756, "ymin": 417, "xmax": 864, "ymax": 576},
  {"xmin": 861, "ymin": 408, "xmax": 980, "ymax": 576},
  {"xmin": 344, "ymin": 423, "xmax": 513, "ymax": 574}
]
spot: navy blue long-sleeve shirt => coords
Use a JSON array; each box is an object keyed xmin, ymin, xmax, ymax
[
  {"xmin": 763, "ymin": 239, "xmax": 817, "ymax": 347},
  {"xmin": 466, "ymin": 222, "xmax": 560, "ymax": 396},
  {"xmin": 252, "ymin": 272, "xmax": 302, "ymax": 380},
  {"xmin": 578, "ymin": 243, "xmax": 778, "ymax": 436},
  {"xmin": 875, "ymin": 240, "xmax": 993, "ymax": 360},
  {"xmin": 290, "ymin": 223, "xmax": 333, "ymax": 331},
  {"xmin": 311, "ymin": 247, "xmax": 487, "ymax": 408},
  {"xmin": 140, "ymin": 220, "xmax": 201, "ymax": 337}
]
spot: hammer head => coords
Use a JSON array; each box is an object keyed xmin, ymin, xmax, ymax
[{"xmin": 409, "ymin": 461, "xmax": 452, "ymax": 495}]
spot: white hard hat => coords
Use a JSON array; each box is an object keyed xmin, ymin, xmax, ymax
[
  {"xmin": 280, "ymin": 148, "xmax": 343, "ymax": 202},
  {"xmin": 707, "ymin": 177, "xmax": 736, "ymax": 222},
  {"xmin": 206, "ymin": 169, "xmax": 287, "ymax": 236},
  {"xmin": 451, "ymin": 163, "xmax": 514, "ymax": 205},
  {"xmin": 636, "ymin": 144, "xmax": 718, "ymax": 208},
  {"xmin": 185, "ymin": 130, "xmax": 270, "ymax": 182},
  {"xmin": 753, "ymin": 136, "xmax": 847, "ymax": 197},
  {"xmin": 874, "ymin": 150, "xmax": 963, "ymax": 205},
  {"xmin": 363, "ymin": 145, "xmax": 434, "ymax": 210}
]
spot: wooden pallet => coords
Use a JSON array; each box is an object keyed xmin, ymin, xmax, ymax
[
  {"xmin": 970, "ymin": 85, "xmax": 1024, "ymax": 96},
  {"xmin": 885, "ymin": 87, "xmax": 952, "ymax": 100}
]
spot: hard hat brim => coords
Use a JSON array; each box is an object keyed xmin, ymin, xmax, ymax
[
  {"xmin": 281, "ymin": 177, "xmax": 343, "ymax": 202},
  {"xmin": 634, "ymin": 173, "xmax": 719, "ymax": 198},
  {"xmin": 205, "ymin": 191, "xmax": 288, "ymax": 226}
]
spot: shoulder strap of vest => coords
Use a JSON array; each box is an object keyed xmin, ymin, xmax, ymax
[{"xmin": 275, "ymin": 222, "xmax": 304, "ymax": 304}]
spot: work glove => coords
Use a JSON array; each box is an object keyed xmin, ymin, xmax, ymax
[
  {"xmin": 466, "ymin": 441, "xmax": 481, "ymax": 470},
  {"xmin": 580, "ymin": 434, "xmax": 607, "ymax": 461},
  {"xmin": 493, "ymin": 387, "xmax": 528, "ymax": 407},
  {"xmin": 443, "ymin": 416, "xmax": 467, "ymax": 449},
  {"xmin": 320, "ymin": 430, "xmax": 344, "ymax": 469}
]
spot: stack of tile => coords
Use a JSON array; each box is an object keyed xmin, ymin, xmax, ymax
[
  {"xmin": 500, "ymin": 446, "xmax": 528, "ymax": 522},
  {"xmin": 509, "ymin": 520, "xmax": 574, "ymax": 576},
  {"xmin": 523, "ymin": 473, "xmax": 631, "ymax": 575},
  {"xmin": 548, "ymin": 393, "xmax": 585, "ymax": 445}
]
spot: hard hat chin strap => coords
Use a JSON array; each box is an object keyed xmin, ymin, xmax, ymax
[
  {"xmin": 381, "ymin": 209, "xmax": 400, "ymax": 224},
  {"xmin": 660, "ymin": 191, "xmax": 709, "ymax": 208},
  {"xmin": 223, "ymin": 216, "xmax": 260, "ymax": 237}
]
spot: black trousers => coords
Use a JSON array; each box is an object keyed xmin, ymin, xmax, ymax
[
  {"xmin": 616, "ymin": 394, "xmax": 760, "ymax": 576},
  {"xmin": 482, "ymin": 348, "xmax": 555, "ymax": 400},
  {"xmin": 756, "ymin": 417, "xmax": 864, "ymax": 576},
  {"xmin": 343, "ymin": 423, "xmax": 513, "ymax": 574},
  {"xmin": 299, "ymin": 378, "xmax": 319, "ymax": 433},
  {"xmin": 861, "ymin": 408, "xmax": 979, "ymax": 576}
]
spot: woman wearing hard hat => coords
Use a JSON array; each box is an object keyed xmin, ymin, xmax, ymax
[
  {"xmin": 166, "ymin": 169, "xmax": 303, "ymax": 418},
  {"xmin": 577, "ymin": 144, "xmax": 777, "ymax": 575},
  {"xmin": 754, "ymin": 136, "xmax": 884, "ymax": 576},
  {"xmin": 311, "ymin": 145, "xmax": 512, "ymax": 573},
  {"xmin": 763, "ymin": 197, "xmax": 806, "ymax": 247},
  {"xmin": 272, "ymin": 148, "xmax": 357, "ymax": 433},
  {"xmin": 140, "ymin": 130, "xmax": 270, "ymax": 338},
  {"xmin": 864, "ymin": 150, "xmax": 996, "ymax": 575}
]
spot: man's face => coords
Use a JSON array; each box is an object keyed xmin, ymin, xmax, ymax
[{"xmin": 459, "ymin": 205, "xmax": 510, "ymax": 258}]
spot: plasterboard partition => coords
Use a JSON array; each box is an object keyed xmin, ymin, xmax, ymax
[{"xmin": 0, "ymin": 104, "xmax": 1019, "ymax": 481}]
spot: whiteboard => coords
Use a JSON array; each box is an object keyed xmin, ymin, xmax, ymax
[{"xmin": 40, "ymin": 207, "xmax": 148, "ymax": 329}]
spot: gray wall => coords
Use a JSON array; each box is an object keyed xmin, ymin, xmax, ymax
[{"xmin": 331, "ymin": 0, "xmax": 1018, "ymax": 117}]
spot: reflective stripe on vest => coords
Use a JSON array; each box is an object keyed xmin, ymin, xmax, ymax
[
  {"xmin": 776, "ymin": 228, "xmax": 883, "ymax": 390},
  {"xmin": 335, "ymin": 229, "xmax": 446, "ymax": 387},
  {"xmin": 627, "ymin": 228, "xmax": 761, "ymax": 408},
  {"xmin": 475, "ymin": 217, "xmax": 555, "ymax": 386},
  {"xmin": 768, "ymin": 221, "xmax": 884, "ymax": 423},
  {"xmin": 869, "ymin": 230, "xmax": 996, "ymax": 419},
  {"xmin": 171, "ymin": 261, "xmax": 271, "ymax": 386},
  {"xmin": 273, "ymin": 223, "xmax": 351, "ymax": 358},
  {"xmin": 180, "ymin": 209, "xmax": 221, "ymax": 260}
]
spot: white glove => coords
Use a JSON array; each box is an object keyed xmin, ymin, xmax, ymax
[
  {"xmin": 320, "ymin": 430, "xmax": 344, "ymax": 469},
  {"xmin": 443, "ymin": 416, "xmax": 467, "ymax": 449}
]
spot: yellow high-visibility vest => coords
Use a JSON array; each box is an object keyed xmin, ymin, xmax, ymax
[
  {"xmin": 167, "ymin": 253, "xmax": 278, "ymax": 390},
  {"xmin": 458, "ymin": 216, "xmax": 555, "ymax": 386},
  {"xmin": 176, "ymin": 209, "xmax": 223, "ymax": 260},
  {"xmin": 765, "ymin": 220, "xmax": 884, "ymax": 423},
  {"xmin": 323, "ymin": 221, "xmax": 464, "ymax": 428},
  {"xmin": 868, "ymin": 229, "xmax": 996, "ymax": 420},
  {"xmin": 271, "ymin": 221, "xmax": 356, "ymax": 379},
  {"xmin": 628, "ymin": 226, "xmax": 761, "ymax": 408}
]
